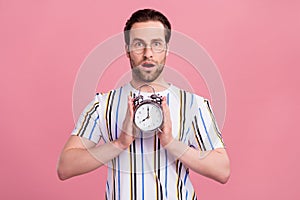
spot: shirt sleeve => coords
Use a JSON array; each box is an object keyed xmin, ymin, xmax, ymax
[
  {"xmin": 188, "ymin": 95, "xmax": 225, "ymax": 151},
  {"xmin": 71, "ymin": 94, "xmax": 102, "ymax": 144}
]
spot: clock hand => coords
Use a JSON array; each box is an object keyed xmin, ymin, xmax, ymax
[
  {"xmin": 141, "ymin": 118, "xmax": 147, "ymax": 122},
  {"xmin": 147, "ymin": 106, "xmax": 150, "ymax": 118},
  {"xmin": 141, "ymin": 107, "xmax": 150, "ymax": 122},
  {"xmin": 141, "ymin": 115, "xmax": 150, "ymax": 122}
]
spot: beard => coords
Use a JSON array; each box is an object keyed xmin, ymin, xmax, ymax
[{"xmin": 129, "ymin": 56, "xmax": 166, "ymax": 83}]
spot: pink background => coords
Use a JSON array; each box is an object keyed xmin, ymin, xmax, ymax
[{"xmin": 1, "ymin": 0, "xmax": 299, "ymax": 199}]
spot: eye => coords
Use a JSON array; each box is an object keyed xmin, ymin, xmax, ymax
[
  {"xmin": 152, "ymin": 41, "xmax": 163, "ymax": 47},
  {"xmin": 133, "ymin": 41, "xmax": 145, "ymax": 48}
]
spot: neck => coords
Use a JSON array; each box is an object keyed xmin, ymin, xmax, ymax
[{"xmin": 130, "ymin": 79, "xmax": 170, "ymax": 93}]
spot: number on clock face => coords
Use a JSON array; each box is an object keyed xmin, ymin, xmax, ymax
[{"xmin": 134, "ymin": 103, "xmax": 163, "ymax": 131}]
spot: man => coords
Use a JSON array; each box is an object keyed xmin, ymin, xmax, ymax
[{"xmin": 57, "ymin": 9, "xmax": 230, "ymax": 200}]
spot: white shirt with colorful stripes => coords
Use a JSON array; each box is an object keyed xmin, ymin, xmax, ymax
[{"xmin": 72, "ymin": 83, "xmax": 225, "ymax": 200}]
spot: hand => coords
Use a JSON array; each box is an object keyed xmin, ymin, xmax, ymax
[
  {"xmin": 115, "ymin": 96, "xmax": 135, "ymax": 150},
  {"xmin": 157, "ymin": 96, "xmax": 173, "ymax": 147}
]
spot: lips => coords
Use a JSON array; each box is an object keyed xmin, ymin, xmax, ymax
[{"xmin": 141, "ymin": 62, "xmax": 155, "ymax": 68}]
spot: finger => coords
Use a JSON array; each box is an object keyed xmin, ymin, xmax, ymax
[
  {"xmin": 121, "ymin": 96, "xmax": 134, "ymax": 135},
  {"xmin": 127, "ymin": 96, "xmax": 134, "ymax": 119},
  {"xmin": 161, "ymin": 96, "xmax": 170, "ymax": 122}
]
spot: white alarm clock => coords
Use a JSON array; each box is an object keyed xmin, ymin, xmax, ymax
[{"xmin": 133, "ymin": 85, "xmax": 164, "ymax": 132}]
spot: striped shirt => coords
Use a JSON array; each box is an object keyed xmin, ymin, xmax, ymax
[{"xmin": 72, "ymin": 83, "xmax": 225, "ymax": 200}]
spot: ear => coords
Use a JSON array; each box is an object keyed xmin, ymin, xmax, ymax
[
  {"xmin": 166, "ymin": 43, "xmax": 169, "ymax": 56},
  {"xmin": 125, "ymin": 44, "xmax": 130, "ymax": 58}
]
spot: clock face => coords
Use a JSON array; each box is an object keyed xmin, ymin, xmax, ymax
[{"xmin": 134, "ymin": 102, "xmax": 163, "ymax": 132}]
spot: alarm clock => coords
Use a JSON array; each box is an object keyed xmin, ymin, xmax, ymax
[{"xmin": 133, "ymin": 85, "xmax": 164, "ymax": 132}]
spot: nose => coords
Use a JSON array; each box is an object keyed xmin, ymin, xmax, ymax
[{"xmin": 143, "ymin": 46, "xmax": 153, "ymax": 59}]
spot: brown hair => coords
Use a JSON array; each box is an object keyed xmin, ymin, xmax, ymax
[{"xmin": 124, "ymin": 9, "xmax": 171, "ymax": 45}]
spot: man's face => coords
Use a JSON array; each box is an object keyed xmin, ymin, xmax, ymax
[{"xmin": 126, "ymin": 21, "xmax": 168, "ymax": 83}]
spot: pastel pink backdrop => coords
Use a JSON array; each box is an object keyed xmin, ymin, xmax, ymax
[{"xmin": 1, "ymin": 0, "xmax": 299, "ymax": 199}]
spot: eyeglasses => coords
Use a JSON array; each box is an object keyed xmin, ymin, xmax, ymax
[{"xmin": 129, "ymin": 40, "xmax": 166, "ymax": 54}]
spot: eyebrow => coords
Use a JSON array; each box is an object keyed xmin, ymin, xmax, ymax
[{"xmin": 131, "ymin": 38, "xmax": 164, "ymax": 43}]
